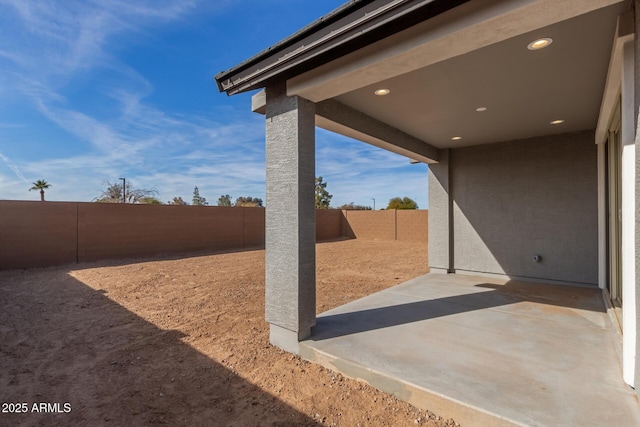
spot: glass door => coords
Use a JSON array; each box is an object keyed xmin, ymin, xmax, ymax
[{"xmin": 607, "ymin": 99, "xmax": 622, "ymax": 326}]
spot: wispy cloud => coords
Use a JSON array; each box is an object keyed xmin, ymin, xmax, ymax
[
  {"xmin": 0, "ymin": 0, "xmax": 198, "ymax": 76},
  {"xmin": 0, "ymin": 0, "xmax": 429, "ymax": 207},
  {"xmin": 0, "ymin": 152, "xmax": 27, "ymax": 183},
  {"xmin": 0, "ymin": 0, "xmax": 249, "ymax": 202},
  {"xmin": 0, "ymin": 0, "xmax": 200, "ymax": 111},
  {"xmin": 316, "ymin": 129, "xmax": 428, "ymax": 208},
  {"xmin": 0, "ymin": 101, "xmax": 267, "ymax": 202}
]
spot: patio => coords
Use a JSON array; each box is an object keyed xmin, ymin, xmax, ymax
[{"xmin": 300, "ymin": 273, "xmax": 640, "ymax": 426}]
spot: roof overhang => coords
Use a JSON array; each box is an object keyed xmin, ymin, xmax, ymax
[
  {"xmin": 215, "ymin": 0, "xmax": 468, "ymax": 96},
  {"xmin": 216, "ymin": 0, "xmax": 631, "ymax": 161},
  {"xmin": 286, "ymin": 0, "xmax": 627, "ymax": 103}
]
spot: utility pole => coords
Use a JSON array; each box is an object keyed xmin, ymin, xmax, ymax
[
  {"xmin": 372, "ymin": 198, "xmax": 375, "ymax": 210},
  {"xmin": 119, "ymin": 177, "xmax": 126, "ymax": 203}
]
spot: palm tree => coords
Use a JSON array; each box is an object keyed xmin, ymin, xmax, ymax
[{"xmin": 29, "ymin": 179, "xmax": 51, "ymax": 201}]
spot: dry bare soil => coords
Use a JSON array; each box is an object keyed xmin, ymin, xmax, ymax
[{"xmin": 0, "ymin": 239, "xmax": 459, "ymax": 426}]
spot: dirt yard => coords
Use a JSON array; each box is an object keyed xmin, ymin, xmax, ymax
[{"xmin": 0, "ymin": 239, "xmax": 459, "ymax": 426}]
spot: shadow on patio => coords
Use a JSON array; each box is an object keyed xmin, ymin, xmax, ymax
[{"xmin": 301, "ymin": 273, "xmax": 640, "ymax": 427}]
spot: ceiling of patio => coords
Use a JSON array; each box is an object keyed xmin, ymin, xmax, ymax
[{"xmin": 333, "ymin": 3, "xmax": 625, "ymax": 149}]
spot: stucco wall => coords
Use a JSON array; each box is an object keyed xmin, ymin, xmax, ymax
[
  {"xmin": 428, "ymin": 149, "xmax": 451, "ymax": 272},
  {"xmin": 429, "ymin": 131, "xmax": 599, "ymax": 285}
]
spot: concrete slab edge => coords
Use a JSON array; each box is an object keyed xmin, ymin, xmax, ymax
[
  {"xmin": 602, "ymin": 288, "xmax": 625, "ymax": 374},
  {"xmin": 299, "ymin": 343, "xmax": 528, "ymax": 427}
]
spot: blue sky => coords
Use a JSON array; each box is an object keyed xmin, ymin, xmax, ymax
[{"xmin": 0, "ymin": 0, "xmax": 428, "ymax": 208}]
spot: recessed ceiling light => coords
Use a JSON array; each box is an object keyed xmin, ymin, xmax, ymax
[
  {"xmin": 550, "ymin": 119, "xmax": 565, "ymax": 125},
  {"xmin": 374, "ymin": 88, "xmax": 390, "ymax": 96},
  {"xmin": 475, "ymin": 107, "xmax": 487, "ymax": 112},
  {"xmin": 451, "ymin": 136, "xmax": 462, "ymax": 141},
  {"xmin": 528, "ymin": 38, "xmax": 553, "ymax": 50}
]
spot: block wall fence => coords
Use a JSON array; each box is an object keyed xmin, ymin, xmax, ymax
[{"xmin": 0, "ymin": 201, "xmax": 427, "ymax": 270}]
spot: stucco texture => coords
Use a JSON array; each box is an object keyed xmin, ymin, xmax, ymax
[{"xmin": 430, "ymin": 131, "xmax": 598, "ymax": 285}]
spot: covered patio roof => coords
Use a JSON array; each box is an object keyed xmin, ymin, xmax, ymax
[{"xmin": 216, "ymin": 0, "xmax": 627, "ymax": 160}]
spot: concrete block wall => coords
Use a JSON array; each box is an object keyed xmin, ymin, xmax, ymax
[
  {"xmin": 0, "ymin": 202, "xmax": 262, "ymax": 269},
  {"xmin": 0, "ymin": 201, "xmax": 78, "ymax": 270},
  {"xmin": 243, "ymin": 207, "xmax": 266, "ymax": 248},
  {"xmin": 77, "ymin": 204, "xmax": 246, "ymax": 262},
  {"xmin": 342, "ymin": 209, "xmax": 427, "ymax": 242},
  {"xmin": 316, "ymin": 209, "xmax": 343, "ymax": 241},
  {"xmin": 0, "ymin": 201, "xmax": 427, "ymax": 270},
  {"xmin": 396, "ymin": 210, "xmax": 428, "ymax": 242},
  {"xmin": 343, "ymin": 210, "xmax": 396, "ymax": 240}
]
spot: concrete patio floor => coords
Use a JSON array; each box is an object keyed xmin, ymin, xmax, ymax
[{"xmin": 300, "ymin": 273, "xmax": 640, "ymax": 427}]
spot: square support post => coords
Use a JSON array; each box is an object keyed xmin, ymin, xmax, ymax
[{"xmin": 264, "ymin": 83, "xmax": 316, "ymax": 354}]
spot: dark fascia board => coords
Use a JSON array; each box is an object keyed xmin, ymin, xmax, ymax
[
  {"xmin": 214, "ymin": 0, "xmax": 375, "ymax": 92},
  {"xmin": 215, "ymin": 0, "xmax": 469, "ymax": 95}
]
